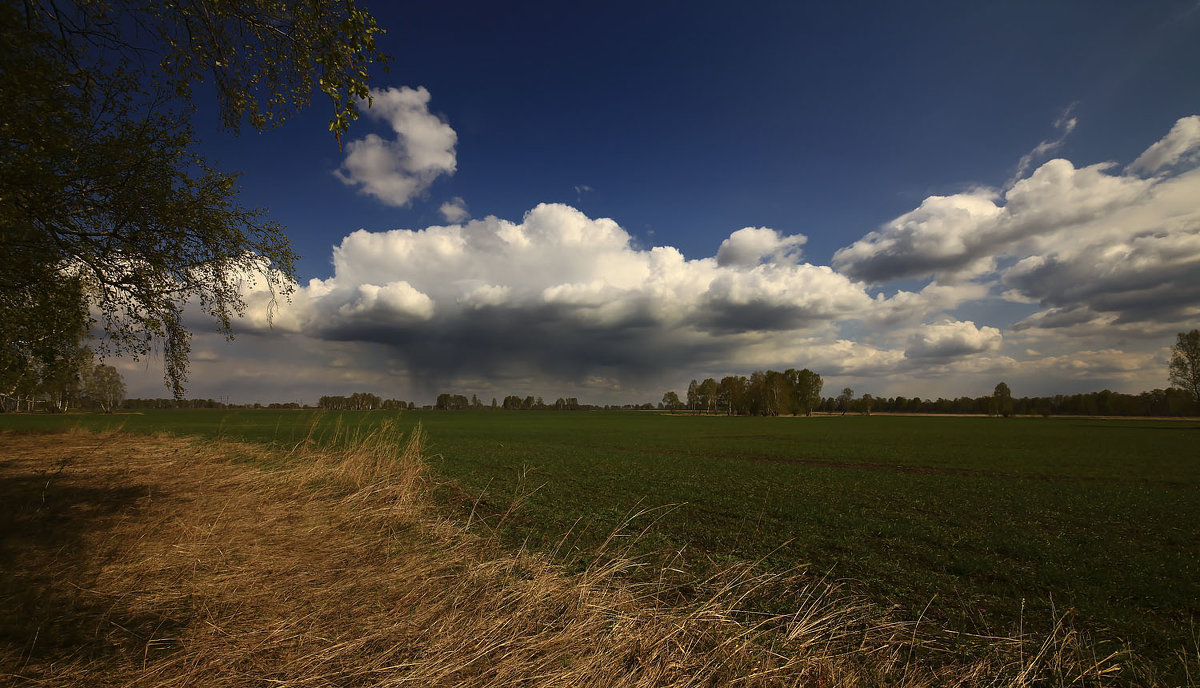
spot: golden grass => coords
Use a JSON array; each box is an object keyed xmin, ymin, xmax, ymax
[{"xmin": 0, "ymin": 424, "xmax": 1138, "ymax": 686}]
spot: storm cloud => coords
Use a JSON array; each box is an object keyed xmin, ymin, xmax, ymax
[{"xmin": 237, "ymin": 204, "xmax": 908, "ymax": 391}]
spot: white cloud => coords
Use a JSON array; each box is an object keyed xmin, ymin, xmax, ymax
[
  {"xmin": 868, "ymin": 282, "xmax": 991, "ymax": 326},
  {"xmin": 266, "ymin": 204, "xmax": 871, "ymax": 337},
  {"xmin": 716, "ymin": 227, "xmax": 806, "ymax": 268},
  {"xmin": 904, "ymin": 320, "xmax": 1002, "ymax": 361},
  {"xmin": 831, "ymin": 190, "xmax": 1003, "ymax": 282},
  {"xmin": 335, "ymin": 86, "xmax": 457, "ymax": 206},
  {"xmin": 233, "ymin": 203, "xmax": 1002, "ymax": 394},
  {"xmin": 833, "ymin": 116, "xmax": 1200, "ymax": 332},
  {"xmin": 439, "ymin": 196, "xmax": 470, "ymax": 223},
  {"xmin": 1129, "ymin": 115, "xmax": 1200, "ymax": 174},
  {"xmin": 337, "ymin": 282, "xmax": 435, "ymax": 322}
]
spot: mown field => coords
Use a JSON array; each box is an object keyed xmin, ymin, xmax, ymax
[{"xmin": 3, "ymin": 409, "xmax": 1197, "ymax": 680}]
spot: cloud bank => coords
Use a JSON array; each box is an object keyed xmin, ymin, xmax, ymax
[
  {"xmin": 240, "ymin": 204, "xmax": 916, "ymax": 390},
  {"xmin": 833, "ymin": 117, "xmax": 1200, "ymax": 334},
  {"xmin": 204, "ymin": 115, "xmax": 1200, "ymax": 402}
]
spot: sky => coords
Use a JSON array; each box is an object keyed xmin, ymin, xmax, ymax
[{"xmin": 121, "ymin": 1, "xmax": 1200, "ymax": 405}]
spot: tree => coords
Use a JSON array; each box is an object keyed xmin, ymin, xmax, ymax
[
  {"xmin": 662, "ymin": 391, "xmax": 682, "ymax": 410},
  {"xmin": 717, "ymin": 375, "xmax": 748, "ymax": 415},
  {"xmin": 1168, "ymin": 330, "xmax": 1200, "ymax": 402},
  {"xmin": 860, "ymin": 393, "xmax": 874, "ymax": 416},
  {"xmin": 698, "ymin": 378, "xmax": 719, "ymax": 413},
  {"xmin": 991, "ymin": 382, "xmax": 1013, "ymax": 417},
  {"xmin": 1, "ymin": 274, "xmax": 90, "ymax": 412},
  {"xmin": 788, "ymin": 368, "xmax": 823, "ymax": 416},
  {"xmin": 40, "ymin": 341, "xmax": 91, "ymax": 413},
  {"xmin": 838, "ymin": 387, "xmax": 854, "ymax": 415},
  {"xmin": 686, "ymin": 380, "xmax": 699, "ymax": 412},
  {"xmin": 1, "ymin": 1, "xmax": 388, "ymax": 397},
  {"xmin": 83, "ymin": 363, "xmax": 127, "ymax": 414}
]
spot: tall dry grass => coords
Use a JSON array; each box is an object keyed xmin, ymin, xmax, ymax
[{"xmin": 0, "ymin": 423, "xmax": 1156, "ymax": 686}]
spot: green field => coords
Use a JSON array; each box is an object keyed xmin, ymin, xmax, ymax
[{"xmin": 3, "ymin": 409, "xmax": 1197, "ymax": 678}]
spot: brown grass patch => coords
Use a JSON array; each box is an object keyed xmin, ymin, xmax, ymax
[{"xmin": 0, "ymin": 425, "xmax": 1127, "ymax": 686}]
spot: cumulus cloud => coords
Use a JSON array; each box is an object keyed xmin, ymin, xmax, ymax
[
  {"xmin": 833, "ymin": 115, "xmax": 1200, "ymax": 331},
  {"xmin": 439, "ymin": 196, "xmax": 470, "ymax": 222},
  {"xmin": 335, "ymin": 86, "xmax": 457, "ymax": 206},
  {"xmin": 716, "ymin": 227, "xmax": 806, "ymax": 268},
  {"xmin": 831, "ymin": 190, "xmax": 1003, "ymax": 283},
  {"xmin": 904, "ymin": 320, "xmax": 1002, "ymax": 361},
  {"xmin": 1129, "ymin": 115, "xmax": 1200, "ymax": 174},
  {"xmin": 236, "ymin": 203, "xmax": 994, "ymax": 392}
]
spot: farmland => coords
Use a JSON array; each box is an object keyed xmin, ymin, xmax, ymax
[{"xmin": 2, "ymin": 409, "xmax": 1197, "ymax": 679}]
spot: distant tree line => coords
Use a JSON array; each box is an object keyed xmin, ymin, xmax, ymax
[
  {"xmin": 659, "ymin": 367, "xmax": 1200, "ymax": 417},
  {"xmin": 846, "ymin": 387, "xmax": 1197, "ymax": 417},
  {"xmin": 1, "ymin": 340, "xmax": 126, "ymax": 414},
  {"xmin": 663, "ymin": 369, "xmax": 825, "ymax": 416},
  {"xmin": 428, "ymin": 393, "xmax": 661, "ymax": 411},
  {"xmin": 435, "ymin": 394, "xmax": 592, "ymax": 410},
  {"xmin": 662, "ymin": 378, "xmax": 1196, "ymax": 418},
  {"xmin": 317, "ymin": 393, "xmax": 412, "ymax": 411},
  {"xmin": 121, "ymin": 398, "xmax": 218, "ymax": 409},
  {"xmin": 497, "ymin": 395, "xmax": 584, "ymax": 411},
  {"xmin": 107, "ymin": 384, "xmax": 1197, "ymax": 417}
]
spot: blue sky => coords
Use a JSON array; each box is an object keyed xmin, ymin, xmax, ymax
[{"xmin": 126, "ymin": 1, "xmax": 1200, "ymax": 404}]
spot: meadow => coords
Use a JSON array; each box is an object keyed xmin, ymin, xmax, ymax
[{"xmin": 3, "ymin": 409, "xmax": 1196, "ymax": 680}]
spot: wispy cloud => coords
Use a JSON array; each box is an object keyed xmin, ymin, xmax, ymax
[{"xmin": 1006, "ymin": 103, "xmax": 1078, "ymax": 189}]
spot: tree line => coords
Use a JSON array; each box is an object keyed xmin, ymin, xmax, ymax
[
  {"xmin": 317, "ymin": 394, "xmax": 412, "ymax": 411},
  {"xmin": 435, "ymin": 394, "xmax": 591, "ymax": 411},
  {"xmin": 661, "ymin": 378, "xmax": 1197, "ymax": 418},
  {"xmin": 856, "ymin": 387, "xmax": 1197, "ymax": 417},
  {"xmin": 663, "ymin": 369, "xmax": 825, "ymax": 416},
  {"xmin": 8, "ymin": 330, "xmax": 1198, "ymax": 416},
  {"xmin": 1, "ymin": 338, "xmax": 126, "ymax": 414}
]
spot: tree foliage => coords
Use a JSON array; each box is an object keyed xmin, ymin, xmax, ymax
[
  {"xmin": 82, "ymin": 363, "xmax": 127, "ymax": 413},
  {"xmin": 662, "ymin": 368, "xmax": 823, "ymax": 416},
  {"xmin": 318, "ymin": 393, "xmax": 387, "ymax": 410},
  {"xmin": 788, "ymin": 368, "xmax": 823, "ymax": 416},
  {"xmin": 837, "ymin": 387, "xmax": 854, "ymax": 415},
  {"xmin": 1168, "ymin": 329, "xmax": 1200, "ymax": 402},
  {"xmin": 1, "ymin": 1, "xmax": 388, "ymax": 397},
  {"xmin": 991, "ymin": 381, "xmax": 1013, "ymax": 417}
]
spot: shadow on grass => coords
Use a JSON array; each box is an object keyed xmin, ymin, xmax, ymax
[{"xmin": 0, "ymin": 461, "xmax": 184, "ymax": 669}]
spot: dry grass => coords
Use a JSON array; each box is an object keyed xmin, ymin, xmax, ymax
[{"xmin": 0, "ymin": 424, "xmax": 1135, "ymax": 686}]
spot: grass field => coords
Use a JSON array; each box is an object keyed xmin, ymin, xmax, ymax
[{"xmin": 3, "ymin": 409, "xmax": 1197, "ymax": 681}]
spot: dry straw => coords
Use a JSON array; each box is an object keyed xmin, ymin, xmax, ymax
[{"xmin": 0, "ymin": 423, "xmax": 1147, "ymax": 686}]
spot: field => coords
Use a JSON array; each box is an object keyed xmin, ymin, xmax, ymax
[{"xmin": 3, "ymin": 409, "xmax": 1197, "ymax": 681}]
